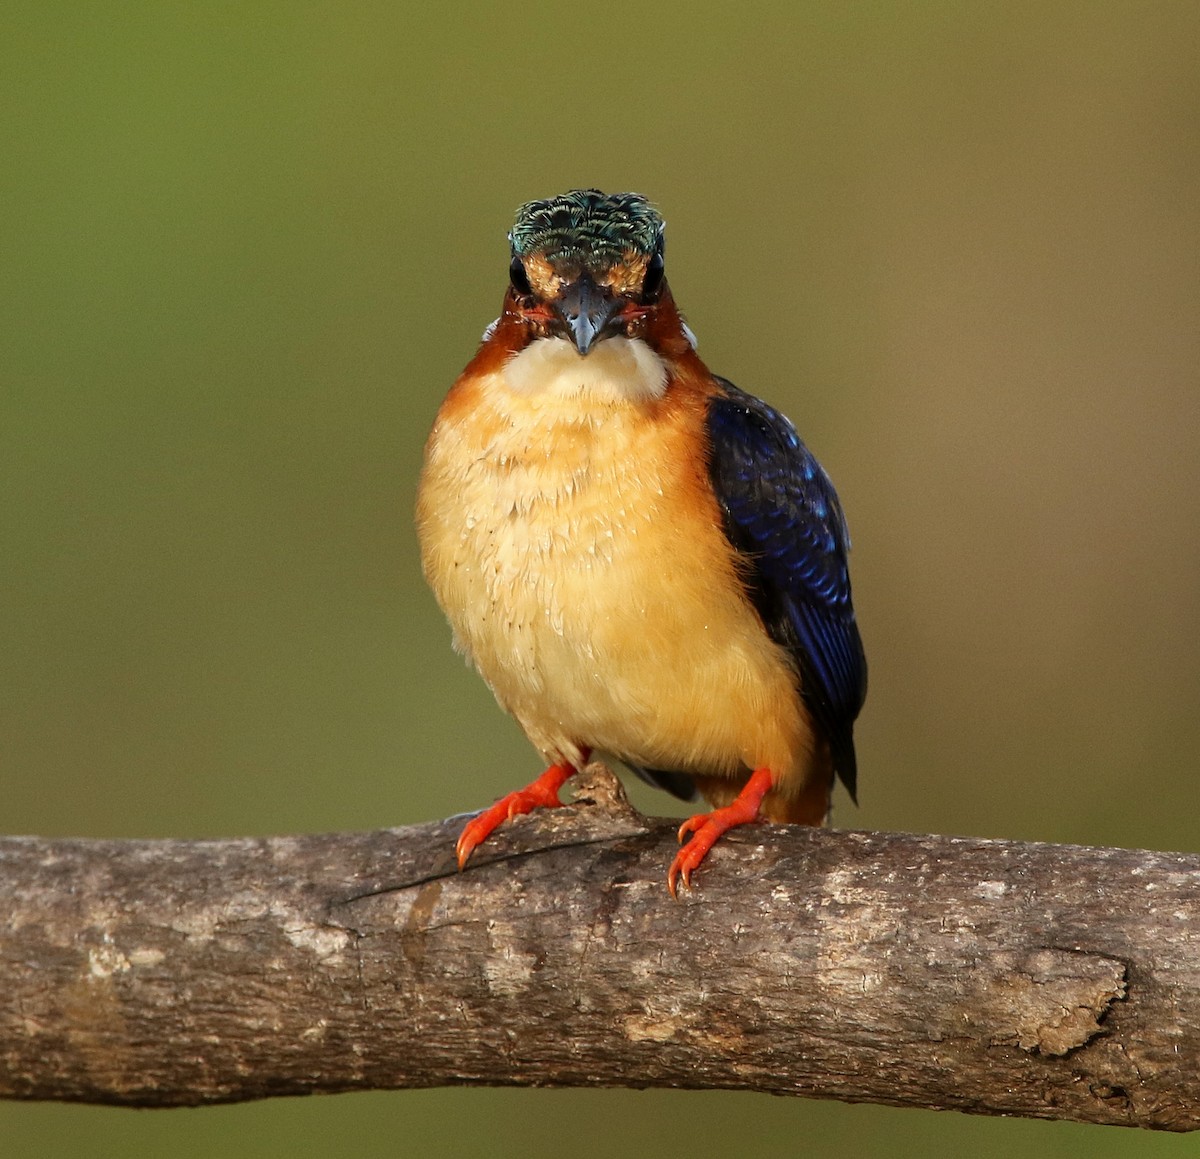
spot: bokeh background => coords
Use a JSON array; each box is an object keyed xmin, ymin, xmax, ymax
[{"xmin": 3, "ymin": 3, "xmax": 1198, "ymax": 1156}]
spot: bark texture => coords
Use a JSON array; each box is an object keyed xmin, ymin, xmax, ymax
[{"xmin": 1, "ymin": 765, "xmax": 1198, "ymax": 1130}]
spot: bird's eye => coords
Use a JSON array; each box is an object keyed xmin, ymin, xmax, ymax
[
  {"xmin": 509, "ymin": 256, "xmax": 533, "ymax": 297},
  {"xmin": 642, "ymin": 250, "xmax": 665, "ymax": 301}
]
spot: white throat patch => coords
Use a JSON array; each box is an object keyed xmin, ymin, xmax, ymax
[{"xmin": 501, "ymin": 336, "xmax": 668, "ymax": 403}]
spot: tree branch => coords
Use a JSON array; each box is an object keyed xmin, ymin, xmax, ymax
[{"xmin": 1, "ymin": 764, "xmax": 1197, "ymax": 1130}]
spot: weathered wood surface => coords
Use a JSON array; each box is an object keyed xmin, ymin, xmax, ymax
[{"xmin": 1, "ymin": 765, "xmax": 1197, "ymax": 1129}]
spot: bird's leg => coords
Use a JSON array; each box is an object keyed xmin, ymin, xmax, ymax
[
  {"xmin": 668, "ymin": 766, "xmax": 774, "ymax": 897},
  {"xmin": 455, "ymin": 750, "xmax": 591, "ymax": 869}
]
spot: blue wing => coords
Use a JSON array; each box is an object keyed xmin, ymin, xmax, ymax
[{"xmin": 705, "ymin": 379, "xmax": 866, "ymax": 798}]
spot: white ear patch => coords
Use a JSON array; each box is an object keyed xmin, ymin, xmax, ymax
[{"xmin": 501, "ymin": 337, "xmax": 668, "ymax": 403}]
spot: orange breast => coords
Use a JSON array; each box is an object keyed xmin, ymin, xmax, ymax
[{"xmin": 416, "ymin": 338, "xmax": 825, "ymax": 807}]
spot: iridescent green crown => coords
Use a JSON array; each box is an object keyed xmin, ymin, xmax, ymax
[{"xmin": 509, "ymin": 190, "xmax": 663, "ymax": 263}]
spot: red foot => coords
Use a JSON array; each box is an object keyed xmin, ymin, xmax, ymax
[
  {"xmin": 455, "ymin": 760, "xmax": 583, "ymax": 869},
  {"xmin": 667, "ymin": 766, "xmax": 774, "ymax": 898}
]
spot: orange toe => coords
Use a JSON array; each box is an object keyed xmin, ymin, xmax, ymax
[
  {"xmin": 666, "ymin": 766, "xmax": 774, "ymax": 897},
  {"xmin": 455, "ymin": 762, "xmax": 576, "ymax": 869}
]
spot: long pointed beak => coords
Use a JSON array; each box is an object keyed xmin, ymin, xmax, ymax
[{"xmin": 554, "ymin": 277, "xmax": 620, "ymax": 356}]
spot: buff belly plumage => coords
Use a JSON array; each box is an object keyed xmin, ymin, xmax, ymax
[{"xmin": 417, "ymin": 338, "xmax": 826, "ymax": 817}]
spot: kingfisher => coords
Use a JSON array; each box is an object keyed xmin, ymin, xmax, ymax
[{"xmin": 416, "ymin": 190, "xmax": 866, "ymax": 895}]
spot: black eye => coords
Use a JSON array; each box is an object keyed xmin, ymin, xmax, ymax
[
  {"xmin": 642, "ymin": 249, "xmax": 665, "ymax": 301},
  {"xmin": 509, "ymin": 256, "xmax": 533, "ymax": 297}
]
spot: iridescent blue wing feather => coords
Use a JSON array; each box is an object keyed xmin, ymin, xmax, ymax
[{"xmin": 705, "ymin": 379, "xmax": 866, "ymax": 797}]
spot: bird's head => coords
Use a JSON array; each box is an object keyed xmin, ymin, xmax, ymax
[{"xmin": 505, "ymin": 190, "xmax": 671, "ymax": 356}]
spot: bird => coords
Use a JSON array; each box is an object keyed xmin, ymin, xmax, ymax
[{"xmin": 416, "ymin": 189, "xmax": 866, "ymax": 895}]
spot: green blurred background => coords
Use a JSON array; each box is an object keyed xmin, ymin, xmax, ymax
[{"xmin": 2, "ymin": 2, "xmax": 1197, "ymax": 1156}]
